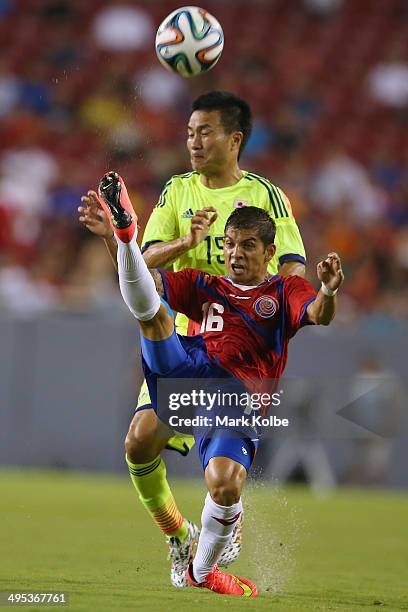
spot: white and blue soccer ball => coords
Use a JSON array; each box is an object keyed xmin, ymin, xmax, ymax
[{"xmin": 155, "ymin": 6, "xmax": 224, "ymax": 78}]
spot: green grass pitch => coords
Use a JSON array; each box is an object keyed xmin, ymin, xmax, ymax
[{"xmin": 1, "ymin": 470, "xmax": 407, "ymax": 611}]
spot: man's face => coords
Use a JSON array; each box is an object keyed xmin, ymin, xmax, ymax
[
  {"xmin": 187, "ymin": 110, "xmax": 239, "ymax": 174},
  {"xmin": 223, "ymin": 226, "xmax": 276, "ymax": 285}
]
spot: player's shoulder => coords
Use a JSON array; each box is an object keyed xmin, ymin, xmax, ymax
[
  {"xmin": 179, "ymin": 269, "xmax": 228, "ymax": 295},
  {"xmin": 167, "ymin": 171, "xmax": 199, "ymax": 187},
  {"xmin": 243, "ymin": 170, "xmax": 291, "ymax": 219},
  {"xmin": 175, "ymin": 267, "xmax": 209, "ymax": 283},
  {"xmin": 155, "ymin": 171, "xmax": 199, "ymax": 209},
  {"xmin": 190, "ymin": 270, "xmax": 227, "ymax": 291},
  {"xmin": 243, "ymin": 170, "xmax": 279, "ymax": 190}
]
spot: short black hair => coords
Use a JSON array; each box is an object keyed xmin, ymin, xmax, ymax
[
  {"xmin": 224, "ymin": 207, "xmax": 276, "ymax": 248},
  {"xmin": 192, "ymin": 90, "xmax": 252, "ymax": 157}
]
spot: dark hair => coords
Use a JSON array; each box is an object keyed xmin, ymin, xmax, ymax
[
  {"xmin": 192, "ymin": 90, "xmax": 252, "ymax": 157},
  {"xmin": 225, "ymin": 207, "xmax": 276, "ymax": 247}
]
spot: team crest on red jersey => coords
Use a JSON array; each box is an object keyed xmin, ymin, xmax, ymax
[{"xmin": 253, "ymin": 296, "xmax": 278, "ymax": 318}]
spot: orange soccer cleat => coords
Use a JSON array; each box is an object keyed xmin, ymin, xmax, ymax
[
  {"xmin": 186, "ymin": 563, "xmax": 258, "ymax": 597},
  {"xmin": 98, "ymin": 171, "xmax": 137, "ymax": 243}
]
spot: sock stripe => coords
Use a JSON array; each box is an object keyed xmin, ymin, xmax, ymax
[
  {"xmin": 156, "ymin": 516, "xmax": 182, "ymax": 530},
  {"xmin": 152, "ymin": 498, "xmax": 183, "ymax": 534},
  {"xmin": 155, "ymin": 510, "xmax": 180, "ymax": 525},
  {"xmin": 154, "ymin": 499, "xmax": 178, "ymax": 520},
  {"xmin": 129, "ymin": 464, "xmax": 159, "ymax": 477},
  {"xmin": 126, "ymin": 454, "xmax": 186, "ymax": 538},
  {"xmin": 128, "ymin": 456, "xmax": 161, "ymax": 477},
  {"xmin": 212, "ymin": 511, "xmax": 241, "ymax": 526}
]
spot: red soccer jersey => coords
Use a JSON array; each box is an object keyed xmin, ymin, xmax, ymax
[{"xmin": 160, "ymin": 270, "xmax": 317, "ymax": 387}]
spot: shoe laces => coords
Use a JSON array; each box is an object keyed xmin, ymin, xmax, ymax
[
  {"xmin": 206, "ymin": 566, "xmax": 230, "ymax": 591},
  {"xmin": 211, "ymin": 566, "xmax": 242, "ymax": 593}
]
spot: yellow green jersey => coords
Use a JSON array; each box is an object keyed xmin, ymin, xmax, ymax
[{"xmin": 142, "ymin": 170, "xmax": 306, "ymax": 333}]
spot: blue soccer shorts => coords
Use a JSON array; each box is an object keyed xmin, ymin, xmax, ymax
[{"xmin": 140, "ymin": 329, "xmax": 259, "ymax": 473}]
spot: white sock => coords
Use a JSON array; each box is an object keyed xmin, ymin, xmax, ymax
[
  {"xmin": 116, "ymin": 233, "xmax": 160, "ymax": 321},
  {"xmin": 192, "ymin": 493, "xmax": 243, "ymax": 583}
]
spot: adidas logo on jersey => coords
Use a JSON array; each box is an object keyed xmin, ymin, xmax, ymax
[{"xmin": 181, "ymin": 208, "xmax": 194, "ymax": 218}]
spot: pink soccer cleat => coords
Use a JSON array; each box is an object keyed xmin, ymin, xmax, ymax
[
  {"xmin": 186, "ymin": 563, "xmax": 258, "ymax": 597},
  {"xmin": 98, "ymin": 171, "xmax": 137, "ymax": 243}
]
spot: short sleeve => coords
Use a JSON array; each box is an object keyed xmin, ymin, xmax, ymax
[
  {"xmin": 141, "ymin": 179, "xmax": 179, "ymax": 252},
  {"xmin": 283, "ymin": 275, "xmax": 317, "ymax": 336},
  {"xmin": 274, "ymin": 216, "xmax": 306, "ymax": 268},
  {"xmin": 258, "ymin": 182, "xmax": 306, "ymax": 272},
  {"xmin": 272, "ymin": 189, "xmax": 306, "ymax": 267},
  {"xmin": 160, "ymin": 268, "xmax": 203, "ymax": 322}
]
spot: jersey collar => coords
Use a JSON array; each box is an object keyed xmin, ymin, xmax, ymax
[
  {"xmin": 224, "ymin": 274, "xmax": 280, "ymax": 290},
  {"xmin": 197, "ymin": 170, "xmax": 248, "ymax": 193}
]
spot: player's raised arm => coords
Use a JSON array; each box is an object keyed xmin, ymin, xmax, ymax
[
  {"xmin": 306, "ymin": 252, "xmax": 344, "ymax": 325},
  {"xmin": 78, "ymin": 186, "xmax": 217, "ymax": 271},
  {"xmin": 143, "ymin": 207, "xmax": 218, "ymax": 268}
]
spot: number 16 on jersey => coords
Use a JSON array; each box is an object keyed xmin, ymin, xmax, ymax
[{"xmin": 200, "ymin": 303, "xmax": 225, "ymax": 332}]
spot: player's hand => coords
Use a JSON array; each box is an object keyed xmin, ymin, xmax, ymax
[
  {"xmin": 78, "ymin": 190, "xmax": 113, "ymax": 240},
  {"xmin": 185, "ymin": 207, "xmax": 218, "ymax": 248},
  {"xmin": 317, "ymin": 252, "xmax": 344, "ymax": 291}
]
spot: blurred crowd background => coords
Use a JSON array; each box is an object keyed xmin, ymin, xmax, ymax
[
  {"xmin": 0, "ymin": 0, "xmax": 407, "ymax": 328},
  {"xmin": 0, "ymin": 0, "xmax": 407, "ymax": 487}
]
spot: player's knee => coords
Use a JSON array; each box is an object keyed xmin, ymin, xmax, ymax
[
  {"xmin": 205, "ymin": 459, "xmax": 245, "ymax": 505},
  {"xmin": 208, "ymin": 478, "xmax": 241, "ymax": 505},
  {"xmin": 125, "ymin": 410, "xmax": 161, "ymax": 462}
]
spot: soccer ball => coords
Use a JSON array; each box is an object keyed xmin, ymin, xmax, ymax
[{"xmin": 155, "ymin": 6, "xmax": 224, "ymax": 78}]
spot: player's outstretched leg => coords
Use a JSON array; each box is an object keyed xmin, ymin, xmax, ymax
[
  {"xmin": 100, "ymin": 171, "xmax": 199, "ymax": 587},
  {"xmin": 98, "ymin": 170, "xmax": 161, "ymax": 323}
]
